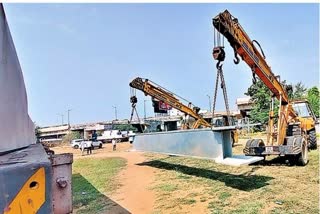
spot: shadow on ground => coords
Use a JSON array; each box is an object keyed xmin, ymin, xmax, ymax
[
  {"xmin": 73, "ymin": 173, "xmax": 130, "ymax": 214},
  {"xmin": 137, "ymin": 160, "xmax": 273, "ymax": 191}
]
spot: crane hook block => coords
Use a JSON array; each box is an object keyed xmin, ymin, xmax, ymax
[
  {"xmin": 212, "ymin": 46, "xmax": 225, "ymax": 62},
  {"xmin": 213, "ymin": 46, "xmax": 225, "ymax": 69},
  {"xmin": 130, "ymin": 96, "xmax": 138, "ymax": 104}
]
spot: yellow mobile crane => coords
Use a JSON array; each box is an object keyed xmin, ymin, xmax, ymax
[
  {"xmin": 129, "ymin": 77, "xmax": 239, "ymax": 145},
  {"xmin": 212, "ymin": 10, "xmax": 317, "ymax": 165},
  {"xmin": 130, "ymin": 77, "xmax": 210, "ymax": 129}
]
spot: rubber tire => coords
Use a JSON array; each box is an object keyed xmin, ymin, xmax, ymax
[
  {"xmin": 99, "ymin": 143, "xmax": 103, "ymax": 149},
  {"xmin": 251, "ymin": 139, "xmax": 265, "ymax": 147},
  {"xmin": 296, "ymin": 137, "xmax": 309, "ymax": 166},
  {"xmin": 246, "ymin": 139, "xmax": 254, "ymax": 147},
  {"xmin": 74, "ymin": 145, "xmax": 79, "ymax": 149},
  {"xmin": 308, "ymin": 130, "xmax": 317, "ymax": 150}
]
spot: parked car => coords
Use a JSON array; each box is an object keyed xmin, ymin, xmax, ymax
[{"xmin": 71, "ymin": 139, "xmax": 103, "ymax": 149}]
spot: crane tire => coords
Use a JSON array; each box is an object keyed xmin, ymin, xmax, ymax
[
  {"xmin": 296, "ymin": 137, "xmax": 309, "ymax": 166},
  {"xmin": 308, "ymin": 130, "xmax": 317, "ymax": 150}
]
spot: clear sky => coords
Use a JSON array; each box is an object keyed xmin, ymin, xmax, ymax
[{"xmin": 4, "ymin": 3, "xmax": 319, "ymax": 126}]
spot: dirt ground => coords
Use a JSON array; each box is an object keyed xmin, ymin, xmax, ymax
[
  {"xmin": 53, "ymin": 142, "xmax": 156, "ymax": 213},
  {"xmin": 53, "ymin": 139, "xmax": 319, "ymax": 214}
]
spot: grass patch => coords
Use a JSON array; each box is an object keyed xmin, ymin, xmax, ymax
[
  {"xmin": 219, "ymin": 192, "xmax": 231, "ymax": 201},
  {"xmin": 230, "ymin": 201, "xmax": 263, "ymax": 214},
  {"xmin": 72, "ymin": 157, "xmax": 126, "ymax": 213},
  {"xmin": 178, "ymin": 198, "xmax": 197, "ymax": 205},
  {"xmin": 144, "ymin": 141, "xmax": 319, "ymax": 214},
  {"xmin": 156, "ymin": 183, "xmax": 178, "ymax": 192}
]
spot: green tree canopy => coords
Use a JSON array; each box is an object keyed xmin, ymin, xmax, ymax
[
  {"xmin": 113, "ymin": 124, "xmax": 137, "ymax": 132},
  {"xmin": 62, "ymin": 131, "xmax": 82, "ymax": 144},
  {"xmin": 293, "ymin": 82, "xmax": 307, "ymax": 100},
  {"xmin": 307, "ymin": 87, "xmax": 320, "ymax": 117},
  {"xmin": 245, "ymin": 79, "xmax": 273, "ymax": 125},
  {"xmin": 245, "ymin": 80, "xmax": 311, "ymax": 125}
]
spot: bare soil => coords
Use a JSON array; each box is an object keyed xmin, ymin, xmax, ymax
[
  {"xmin": 53, "ymin": 138, "xmax": 319, "ymax": 214},
  {"xmin": 53, "ymin": 142, "xmax": 156, "ymax": 214}
]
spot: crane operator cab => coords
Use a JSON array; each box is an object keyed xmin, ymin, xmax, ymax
[{"xmin": 291, "ymin": 100, "xmax": 318, "ymax": 150}]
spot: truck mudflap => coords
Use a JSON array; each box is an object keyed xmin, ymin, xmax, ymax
[{"xmin": 243, "ymin": 145, "xmax": 302, "ymax": 156}]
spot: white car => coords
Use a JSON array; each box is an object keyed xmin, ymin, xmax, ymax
[{"xmin": 71, "ymin": 139, "xmax": 103, "ymax": 149}]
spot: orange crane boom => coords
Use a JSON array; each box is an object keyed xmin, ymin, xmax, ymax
[
  {"xmin": 212, "ymin": 10, "xmax": 317, "ymax": 165},
  {"xmin": 129, "ymin": 77, "xmax": 211, "ymax": 129}
]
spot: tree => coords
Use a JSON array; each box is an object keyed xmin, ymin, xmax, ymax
[
  {"xmin": 62, "ymin": 131, "xmax": 82, "ymax": 144},
  {"xmin": 292, "ymin": 82, "xmax": 307, "ymax": 100},
  {"xmin": 307, "ymin": 87, "xmax": 320, "ymax": 117},
  {"xmin": 245, "ymin": 80, "xmax": 307, "ymax": 125},
  {"xmin": 113, "ymin": 124, "xmax": 137, "ymax": 132},
  {"xmin": 245, "ymin": 79, "xmax": 273, "ymax": 125},
  {"xmin": 34, "ymin": 123, "xmax": 41, "ymax": 143}
]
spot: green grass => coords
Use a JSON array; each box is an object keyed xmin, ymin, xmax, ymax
[
  {"xmin": 72, "ymin": 157, "xmax": 126, "ymax": 214},
  {"xmin": 156, "ymin": 183, "xmax": 178, "ymax": 192},
  {"xmin": 144, "ymin": 148, "xmax": 319, "ymax": 214},
  {"xmin": 178, "ymin": 198, "xmax": 197, "ymax": 205},
  {"xmin": 219, "ymin": 192, "xmax": 231, "ymax": 201}
]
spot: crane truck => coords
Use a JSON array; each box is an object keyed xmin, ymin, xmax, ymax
[{"xmin": 212, "ymin": 10, "xmax": 317, "ymax": 165}]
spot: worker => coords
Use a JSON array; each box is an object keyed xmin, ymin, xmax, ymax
[
  {"xmin": 80, "ymin": 141, "xmax": 86, "ymax": 156},
  {"xmin": 90, "ymin": 130, "xmax": 97, "ymax": 154},
  {"xmin": 92, "ymin": 130, "xmax": 97, "ymax": 141},
  {"xmin": 86, "ymin": 140, "xmax": 93, "ymax": 155},
  {"xmin": 112, "ymin": 138, "xmax": 117, "ymax": 151}
]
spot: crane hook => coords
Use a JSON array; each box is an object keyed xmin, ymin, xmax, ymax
[
  {"xmin": 252, "ymin": 73, "xmax": 257, "ymax": 84},
  {"xmin": 233, "ymin": 48, "xmax": 240, "ymax": 64},
  {"xmin": 216, "ymin": 61, "xmax": 223, "ymax": 69}
]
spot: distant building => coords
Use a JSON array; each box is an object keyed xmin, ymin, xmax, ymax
[
  {"xmin": 38, "ymin": 97, "xmax": 254, "ymax": 144},
  {"xmin": 236, "ymin": 97, "xmax": 254, "ymax": 118},
  {"xmin": 168, "ymin": 108, "xmax": 184, "ymax": 117},
  {"xmin": 38, "ymin": 124, "xmax": 69, "ymax": 144}
]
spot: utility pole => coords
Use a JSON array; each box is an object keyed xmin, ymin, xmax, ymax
[
  {"xmin": 67, "ymin": 109, "xmax": 72, "ymax": 128},
  {"xmin": 207, "ymin": 94, "xmax": 212, "ymax": 112},
  {"xmin": 144, "ymin": 100, "xmax": 148, "ymax": 120},
  {"xmin": 112, "ymin": 106, "xmax": 118, "ymax": 120}
]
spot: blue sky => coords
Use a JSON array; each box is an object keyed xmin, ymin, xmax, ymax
[{"xmin": 4, "ymin": 3, "xmax": 319, "ymax": 126}]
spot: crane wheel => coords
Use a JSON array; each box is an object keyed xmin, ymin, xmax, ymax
[
  {"xmin": 245, "ymin": 139, "xmax": 254, "ymax": 147},
  {"xmin": 308, "ymin": 130, "xmax": 317, "ymax": 150},
  {"xmin": 251, "ymin": 139, "xmax": 265, "ymax": 147},
  {"xmin": 296, "ymin": 137, "xmax": 309, "ymax": 166}
]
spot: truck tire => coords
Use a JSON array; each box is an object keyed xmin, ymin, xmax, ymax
[
  {"xmin": 308, "ymin": 130, "xmax": 317, "ymax": 150},
  {"xmin": 251, "ymin": 139, "xmax": 265, "ymax": 147},
  {"xmin": 74, "ymin": 145, "xmax": 79, "ymax": 149},
  {"xmin": 296, "ymin": 137, "xmax": 309, "ymax": 166},
  {"xmin": 99, "ymin": 143, "xmax": 103, "ymax": 149}
]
